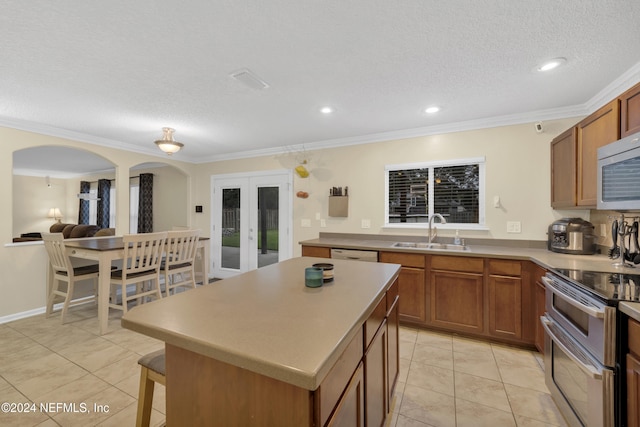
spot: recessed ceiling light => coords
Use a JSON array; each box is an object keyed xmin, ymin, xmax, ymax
[
  {"xmin": 536, "ymin": 57, "xmax": 567, "ymax": 72},
  {"xmin": 320, "ymin": 107, "xmax": 334, "ymax": 114},
  {"xmin": 425, "ymin": 106, "xmax": 440, "ymax": 114}
]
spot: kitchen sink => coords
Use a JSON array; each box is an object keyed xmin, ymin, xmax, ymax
[{"xmin": 392, "ymin": 242, "xmax": 469, "ymax": 251}]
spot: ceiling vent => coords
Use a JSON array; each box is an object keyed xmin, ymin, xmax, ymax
[{"xmin": 229, "ymin": 68, "xmax": 270, "ymax": 90}]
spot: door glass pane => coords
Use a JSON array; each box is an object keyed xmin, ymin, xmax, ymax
[
  {"xmin": 257, "ymin": 186, "xmax": 279, "ymax": 268},
  {"xmin": 221, "ymin": 188, "xmax": 240, "ymax": 270}
]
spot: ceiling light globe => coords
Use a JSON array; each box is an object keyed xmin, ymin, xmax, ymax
[{"xmin": 425, "ymin": 106, "xmax": 440, "ymax": 114}]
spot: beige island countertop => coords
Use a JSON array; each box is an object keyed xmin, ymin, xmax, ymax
[{"xmin": 121, "ymin": 256, "xmax": 400, "ymax": 390}]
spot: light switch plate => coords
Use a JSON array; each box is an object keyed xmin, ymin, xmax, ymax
[
  {"xmin": 301, "ymin": 219, "xmax": 311, "ymax": 227},
  {"xmin": 361, "ymin": 219, "xmax": 371, "ymax": 229}
]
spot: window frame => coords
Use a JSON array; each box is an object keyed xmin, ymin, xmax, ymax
[{"xmin": 384, "ymin": 157, "xmax": 487, "ymax": 230}]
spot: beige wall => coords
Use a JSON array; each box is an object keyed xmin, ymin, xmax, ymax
[
  {"xmin": 1, "ymin": 117, "xmax": 595, "ymax": 320},
  {"xmin": 2, "ymin": 127, "xmax": 192, "ymax": 320},
  {"xmin": 192, "ymin": 117, "xmax": 592, "ymax": 256}
]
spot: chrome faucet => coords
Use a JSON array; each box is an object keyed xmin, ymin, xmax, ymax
[{"xmin": 428, "ymin": 213, "xmax": 446, "ymax": 243}]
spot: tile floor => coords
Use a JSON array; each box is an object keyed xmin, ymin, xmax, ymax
[{"xmin": 0, "ymin": 303, "xmax": 567, "ymax": 427}]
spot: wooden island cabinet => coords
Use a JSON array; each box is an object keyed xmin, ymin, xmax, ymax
[
  {"xmin": 628, "ymin": 316, "xmax": 640, "ymax": 427},
  {"xmin": 123, "ymin": 258, "xmax": 400, "ymax": 427}
]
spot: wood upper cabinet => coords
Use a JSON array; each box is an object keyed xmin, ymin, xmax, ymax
[
  {"xmin": 621, "ymin": 81, "xmax": 640, "ymax": 138},
  {"xmin": 576, "ymin": 99, "xmax": 620, "ymax": 206},
  {"xmin": 550, "ymin": 127, "xmax": 577, "ymax": 208},
  {"xmin": 379, "ymin": 252, "xmax": 426, "ymax": 324},
  {"xmin": 487, "ymin": 260, "xmax": 522, "ymax": 340},
  {"xmin": 301, "ymin": 245, "xmax": 331, "ymax": 258},
  {"xmin": 429, "ymin": 256, "xmax": 484, "ymax": 334}
]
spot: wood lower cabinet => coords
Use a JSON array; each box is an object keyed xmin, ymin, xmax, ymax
[
  {"xmin": 327, "ymin": 362, "xmax": 365, "ymax": 427},
  {"xmin": 533, "ymin": 264, "xmax": 547, "ymax": 353},
  {"xmin": 429, "ymin": 255, "xmax": 484, "ymax": 334},
  {"xmin": 628, "ymin": 317, "xmax": 640, "ymax": 427},
  {"xmin": 386, "ymin": 295, "xmax": 399, "ymax": 412},
  {"xmin": 379, "ymin": 252, "xmax": 426, "ymax": 324},
  {"xmin": 621, "ymin": 81, "xmax": 640, "ymax": 138},
  {"xmin": 364, "ymin": 319, "xmax": 387, "ymax": 427},
  {"xmin": 302, "ymin": 245, "xmax": 331, "ymax": 258},
  {"xmin": 430, "ymin": 269, "xmax": 483, "ymax": 334},
  {"xmin": 487, "ymin": 260, "xmax": 522, "ymax": 340}
]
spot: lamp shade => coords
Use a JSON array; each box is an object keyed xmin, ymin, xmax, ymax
[
  {"xmin": 47, "ymin": 208, "xmax": 62, "ymax": 222},
  {"xmin": 154, "ymin": 127, "xmax": 184, "ymax": 155}
]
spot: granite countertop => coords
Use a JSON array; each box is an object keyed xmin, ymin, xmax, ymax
[
  {"xmin": 121, "ymin": 257, "xmax": 400, "ymax": 390},
  {"xmin": 300, "ymin": 233, "xmax": 627, "ymax": 273}
]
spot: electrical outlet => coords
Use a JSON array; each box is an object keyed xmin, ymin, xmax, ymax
[
  {"xmin": 320, "ymin": 219, "xmax": 327, "ymax": 228},
  {"xmin": 361, "ymin": 219, "xmax": 371, "ymax": 229},
  {"xmin": 301, "ymin": 219, "xmax": 311, "ymax": 228},
  {"xmin": 507, "ymin": 221, "xmax": 521, "ymax": 233},
  {"xmin": 315, "ymin": 212, "xmax": 321, "ymax": 220}
]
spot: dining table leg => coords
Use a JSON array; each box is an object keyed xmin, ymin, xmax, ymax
[{"xmin": 98, "ymin": 254, "xmax": 111, "ymax": 335}]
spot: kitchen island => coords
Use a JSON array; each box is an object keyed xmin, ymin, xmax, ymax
[{"xmin": 122, "ymin": 257, "xmax": 401, "ymax": 426}]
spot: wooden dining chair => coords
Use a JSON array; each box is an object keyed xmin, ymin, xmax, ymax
[
  {"xmin": 43, "ymin": 232, "xmax": 100, "ymax": 324},
  {"xmin": 109, "ymin": 232, "xmax": 167, "ymax": 314},
  {"xmin": 162, "ymin": 229, "xmax": 200, "ymax": 296}
]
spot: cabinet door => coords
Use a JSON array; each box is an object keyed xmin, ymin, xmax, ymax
[
  {"xmin": 628, "ymin": 354, "xmax": 640, "ymax": 427},
  {"xmin": 550, "ymin": 127, "xmax": 577, "ymax": 208},
  {"xmin": 365, "ymin": 319, "xmax": 387, "ymax": 427},
  {"xmin": 327, "ymin": 362, "xmax": 365, "ymax": 427},
  {"xmin": 430, "ymin": 270, "xmax": 483, "ymax": 334},
  {"xmin": 534, "ymin": 280, "xmax": 546, "ymax": 353},
  {"xmin": 577, "ymin": 99, "xmax": 620, "ymax": 206},
  {"xmin": 488, "ymin": 275, "xmax": 522, "ymax": 340},
  {"xmin": 386, "ymin": 296, "xmax": 399, "ymax": 411},
  {"xmin": 621, "ymin": 82, "xmax": 640, "ymax": 138},
  {"xmin": 396, "ymin": 267, "xmax": 427, "ymax": 324},
  {"xmin": 301, "ymin": 245, "xmax": 331, "ymax": 258}
]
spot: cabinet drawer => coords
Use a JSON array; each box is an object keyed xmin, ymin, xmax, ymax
[
  {"xmin": 365, "ymin": 297, "xmax": 386, "ymax": 350},
  {"xmin": 431, "ymin": 255, "xmax": 483, "ymax": 273},
  {"xmin": 379, "ymin": 251, "xmax": 425, "ymax": 268},
  {"xmin": 488, "ymin": 259, "xmax": 521, "ymax": 277},
  {"xmin": 317, "ymin": 328, "xmax": 364, "ymax": 427},
  {"xmin": 302, "ymin": 246, "xmax": 331, "ymax": 258},
  {"xmin": 629, "ymin": 318, "xmax": 640, "ymax": 359}
]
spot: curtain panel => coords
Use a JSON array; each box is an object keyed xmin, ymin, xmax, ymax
[
  {"xmin": 97, "ymin": 179, "xmax": 111, "ymax": 228},
  {"xmin": 137, "ymin": 173, "xmax": 153, "ymax": 233},
  {"xmin": 78, "ymin": 181, "xmax": 91, "ymax": 224}
]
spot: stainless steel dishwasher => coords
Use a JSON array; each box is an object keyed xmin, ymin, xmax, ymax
[{"xmin": 330, "ymin": 248, "xmax": 378, "ymax": 262}]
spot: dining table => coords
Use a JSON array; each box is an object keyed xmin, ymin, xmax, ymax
[{"xmin": 59, "ymin": 235, "xmax": 210, "ymax": 335}]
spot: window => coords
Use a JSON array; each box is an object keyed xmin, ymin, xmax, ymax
[{"xmin": 385, "ymin": 157, "xmax": 485, "ymax": 228}]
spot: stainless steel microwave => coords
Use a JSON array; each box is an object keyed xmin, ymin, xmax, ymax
[{"xmin": 597, "ymin": 131, "xmax": 640, "ymax": 211}]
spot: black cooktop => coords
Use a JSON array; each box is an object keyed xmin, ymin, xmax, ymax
[{"xmin": 554, "ymin": 268, "xmax": 640, "ymax": 303}]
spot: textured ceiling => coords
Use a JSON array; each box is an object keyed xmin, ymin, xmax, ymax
[{"xmin": 4, "ymin": 0, "xmax": 640, "ymax": 168}]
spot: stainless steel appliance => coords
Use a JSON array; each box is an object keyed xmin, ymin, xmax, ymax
[
  {"xmin": 597, "ymin": 131, "xmax": 640, "ymax": 211},
  {"xmin": 330, "ymin": 248, "xmax": 378, "ymax": 262},
  {"xmin": 541, "ymin": 269, "xmax": 640, "ymax": 427},
  {"xmin": 547, "ymin": 218, "xmax": 596, "ymax": 255}
]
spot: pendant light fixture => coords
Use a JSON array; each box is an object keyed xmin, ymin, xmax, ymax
[{"xmin": 154, "ymin": 127, "xmax": 184, "ymax": 155}]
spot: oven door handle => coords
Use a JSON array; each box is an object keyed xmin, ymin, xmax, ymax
[
  {"xmin": 541, "ymin": 316, "xmax": 602, "ymax": 379},
  {"xmin": 541, "ymin": 276, "xmax": 605, "ymax": 319}
]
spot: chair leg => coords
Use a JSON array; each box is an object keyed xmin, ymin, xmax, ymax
[
  {"xmin": 136, "ymin": 366, "xmax": 155, "ymax": 427},
  {"xmin": 46, "ymin": 278, "xmax": 59, "ymax": 317},
  {"xmin": 60, "ymin": 280, "xmax": 74, "ymax": 324},
  {"xmin": 121, "ymin": 283, "xmax": 129, "ymax": 314}
]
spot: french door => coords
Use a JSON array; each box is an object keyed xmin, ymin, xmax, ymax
[{"xmin": 211, "ymin": 170, "xmax": 292, "ymax": 278}]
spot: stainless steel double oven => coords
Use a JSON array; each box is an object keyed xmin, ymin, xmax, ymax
[{"xmin": 541, "ymin": 269, "xmax": 632, "ymax": 427}]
